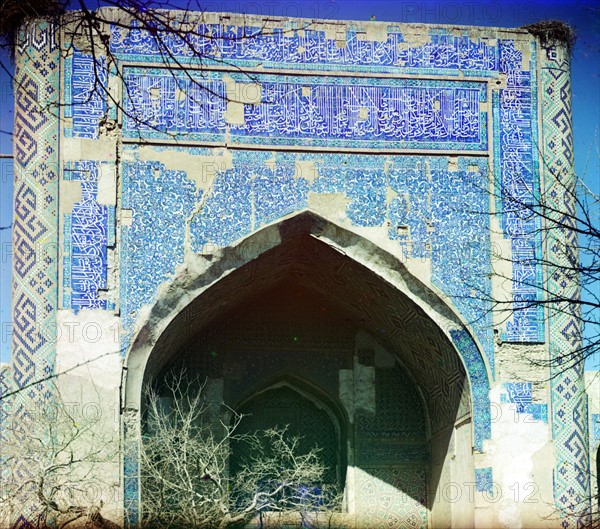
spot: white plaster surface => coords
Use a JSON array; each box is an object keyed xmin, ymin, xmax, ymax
[
  {"xmin": 97, "ymin": 162, "xmax": 117, "ymax": 205},
  {"xmin": 55, "ymin": 309, "xmax": 122, "ymax": 389},
  {"xmin": 488, "ymin": 384, "xmax": 554, "ymax": 529}
]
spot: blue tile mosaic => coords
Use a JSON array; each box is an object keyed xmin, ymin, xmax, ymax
[
  {"xmin": 64, "ymin": 51, "xmax": 107, "ymax": 139},
  {"xmin": 121, "ymin": 151, "xmax": 495, "ymax": 380},
  {"xmin": 189, "ymin": 166, "xmax": 252, "ymax": 250},
  {"xmin": 120, "ymin": 159, "xmax": 198, "ymax": 347},
  {"xmin": 122, "ymin": 68, "xmax": 487, "ymax": 151},
  {"xmin": 450, "ymin": 329, "xmax": 491, "ymax": 452},
  {"xmin": 475, "ymin": 467, "xmax": 494, "ymax": 494},
  {"xmin": 63, "ymin": 161, "xmax": 114, "ymax": 312},
  {"xmin": 501, "ymin": 382, "xmax": 548, "ymax": 423},
  {"xmin": 253, "ymin": 165, "xmax": 310, "ymax": 228},
  {"xmin": 502, "ymin": 381, "xmax": 532, "ymax": 412},
  {"xmin": 526, "ymin": 403, "xmax": 549, "ymax": 423},
  {"xmin": 110, "ymin": 25, "xmax": 499, "ymax": 76}
]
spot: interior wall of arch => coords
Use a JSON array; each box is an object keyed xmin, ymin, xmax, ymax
[{"xmin": 147, "ymin": 279, "xmax": 475, "ymax": 527}]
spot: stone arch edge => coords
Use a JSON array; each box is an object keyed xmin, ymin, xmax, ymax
[{"xmin": 123, "ymin": 209, "xmax": 492, "ymax": 439}]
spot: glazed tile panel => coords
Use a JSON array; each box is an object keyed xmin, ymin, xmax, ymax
[
  {"xmin": 123, "ymin": 69, "xmax": 488, "ymax": 150},
  {"xmin": 105, "ymin": 25, "xmax": 543, "ymax": 346},
  {"xmin": 110, "ymin": 25, "xmax": 499, "ymax": 75},
  {"xmin": 64, "ymin": 51, "xmax": 107, "ymax": 139},
  {"xmin": 120, "ymin": 159, "xmax": 198, "ymax": 346},
  {"xmin": 70, "ymin": 25, "xmax": 547, "ymax": 346},
  {"xmin": 120, "ymin": 150, "xmax": 495, "ymax": 377},
  {"xmin": 501, "ymin": 382, "xmax": 548, "ymax": 423},
  {"xmin": 497, "ymin": 41, "xmax": 544, "ymax": 343},
  {"xmin": 475, "ymin": 467, "xmax": 493, "ymax": 495},
  {"xmin": 62, "ymin": 161, "xmax": 115, "ymax": 312}
]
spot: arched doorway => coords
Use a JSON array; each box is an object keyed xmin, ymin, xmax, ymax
[
  {"xmin": 232, "ymin": 384, "xmax": 342, "ymax": 495},
  {"xmin": 124, "ymin": 212, "xmax": 490, "ymax": 528}
]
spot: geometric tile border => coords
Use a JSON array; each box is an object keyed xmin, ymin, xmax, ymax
[
  {"xmin": 11, "ymin": 20, "xmax": 60, "ymax": 528},
  {"xmin": 12, "ymin": 21, "xmax": 59, "ymax": 402},
  {"xmin": 540, "ymin": 43, "xmax": 591, "ymax": 527}
]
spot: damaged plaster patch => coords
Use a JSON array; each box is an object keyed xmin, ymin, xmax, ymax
[
  {"xmin": 489, "ymin": 216, "xmax": 513, "ymax": 328},
  {"xmin": 447, "ymin": 157, "xmax": 458, "ymax": 172},
  {"xmin": 307, "ymin": 192, "xmax": 349, "ymax": 222},
  {"xmin": 489, "ymin": 384, "xmax": 549, "ymax": 529},
  {"xmin": 353, "ymin": 358, "xmax": 376, "ymax": 414},
  {"xmin": 225, "ymin": 101, "xmax": 245, "ymax": 125},
  {"xmin": 222, "ymin": 74, "xmax": 262, "ymax": 125},
  {"xmin": 386, "ymin": 186, "xmax": 398, "ymax": 205},
  {"xmin": 397, "ymin": 28, "xmax": 432, "ymax": 48},
  {"xmin": 60, "ymin": 179, "xmax": 82, "ymax": 214},
  {"xmin": 294, "ymin": 161, "xmax": 319, "ymax": 184},
  {"xmin": 55, "ymin": 309, "xmax": 121, "ymax": 387},
  {"xmin": 108, "ymin": 74, "xmax": 120, "ymax": 103},
  {"xmin": 356, "ymin": 330, "xmax": 395, "ymax": 368},
  {"xmin": 97, "ymin": 163, "xmax": 117, "ymax": 206},
  {"xmin": 121, "ymin": 209, "xmax": 133, "ymax": 226},
  {"xmin": 315, "ymin": 22, "xmax": 348, "ymax": 41},
  {"xmin": 339, "ymin": 362, "xmax": 377, "ymax": 421},
  {"xmin": 496, "ymin": 344, "xmax": 549, "ymax": 394},
  {"xmin": 339, "ymin": 370, "xmax": 355, "ymax": 422},
  {"xmin": 130, "ymin": 146, "xmax": 233, "ymax": 191},
  {"xmin": 63, "ymin": 137, "xmax": 117, "ymax": 162},
  {"xmin": 365, "ymin": 23, "xmax": 389, "ymax": 43}
]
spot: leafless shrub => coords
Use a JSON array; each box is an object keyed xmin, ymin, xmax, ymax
[
  {"xmin": 0, "ymin": 388, "xmax": 118, "ymax": 529},
  {"xmin": 140, "ymin": 372, "xmax": 341, "ymax": 529}
]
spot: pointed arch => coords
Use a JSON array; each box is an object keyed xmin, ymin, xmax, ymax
[
  {"xmin": 123, "ymin": 210, "xmax": 491, "ymax": 527},
  {"xmin": 124, "ymin": 211, "xmax": 490, "ymax": 447}
]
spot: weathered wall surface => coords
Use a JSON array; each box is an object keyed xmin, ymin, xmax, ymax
[{"xmin": 5, "ymin": 9, "xmax": 593, "ymax": 528}]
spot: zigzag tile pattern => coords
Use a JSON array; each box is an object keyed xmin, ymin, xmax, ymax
[
  {"xmin": 12, "ymin": 23, "xmax": 59, "ymax": 404},
  {"xmin": 0, "ymin": 365, "xmax": 11, "ymax": 444},
  {"xmin": 10, "ymin": 22, "xmax": 60, "ymax": 528},
  {"xmin": 540, "ymin": 47, "xmax": 591, "ymax": 527}
]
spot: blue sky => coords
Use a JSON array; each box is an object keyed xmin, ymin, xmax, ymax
[{"xmin": 0, "ymin": 0, "xmax": 598, "ymax": 367}]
